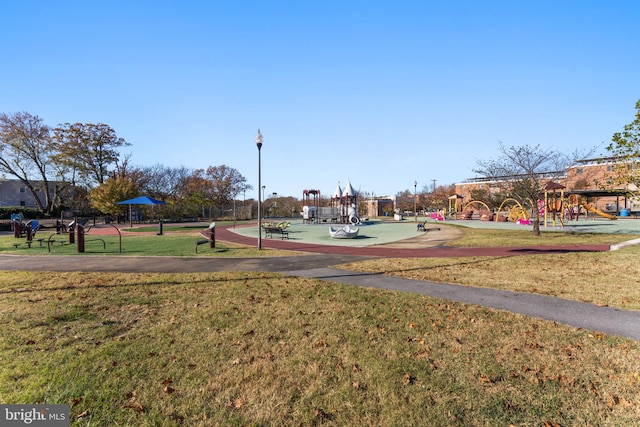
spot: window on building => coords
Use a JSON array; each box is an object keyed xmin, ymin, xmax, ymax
[
  {"xmin": 20, "ymin": 187, "xmax": 26, "ymax": 193},
  {"xmin": 20, "ymin": 201, "xmax": 26, "ymax": 206}
]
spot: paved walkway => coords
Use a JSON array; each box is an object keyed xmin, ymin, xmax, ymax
[{"xmin": 1, "ymin": 222, "xmax": 639, "ymax": 341}]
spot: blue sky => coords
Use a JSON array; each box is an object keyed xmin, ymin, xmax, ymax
[{"xmin": 2, "ymin": 1, "xmax": 639, "ymax": 200}]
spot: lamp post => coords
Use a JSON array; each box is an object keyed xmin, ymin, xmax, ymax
[
  {"xmin": 414, "ymin": 180, "xmax": 418, "ymax": 221},
  {"xmin": 272, "ymin": 192, "xmax": 277, "ymax": 217},
  {"xmin": 256, "ymin": 129, "xmax": 263, "ymax": 250}
]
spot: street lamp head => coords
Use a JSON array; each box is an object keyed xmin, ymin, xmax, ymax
[{"xmin": 255, "ymin": 129, "xmax": 263, "ymax": 149}]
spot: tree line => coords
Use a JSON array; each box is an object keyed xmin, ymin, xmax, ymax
[
  {"xmin": 3, "ymin": 99, "xmax": 638, "ymax": 228},
  {"xmin": 0, "ymin": 112, "xmax": 252, "ymax": 220}
]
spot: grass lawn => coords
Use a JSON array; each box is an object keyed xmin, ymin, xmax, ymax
[
  {"xmin": 1, "ymin": 271, "xmax": 639, "ymax": 426},
  {"xmin": 340, "ymin": 244, "xmax": 640, "ymax": 312},
  {"xmin": 0, "ymin": 227, "xmax": 298, "ymax": 258},
  {"xmin": 1, "ymin": 224, "xmax": 639, "ymax": 425}
]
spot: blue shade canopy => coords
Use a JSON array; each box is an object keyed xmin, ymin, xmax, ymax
[{"xmin": 116, "ymin": 196, "xmax": 166, "ymax": 205}]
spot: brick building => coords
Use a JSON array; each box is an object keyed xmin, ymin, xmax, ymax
[{"xmin": 453, "ymin": 158, "xmax": 638, "ymax": 216}]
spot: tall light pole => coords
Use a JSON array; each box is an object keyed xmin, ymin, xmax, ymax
[
  {"xmin": 256, "ymin": 129, "xmax": 263, "ymax": 250},
  {"xmin": 414, "ymin": 180, "xmax": 418, "ymax": 221},
  {"xmin": 272, "ymin": 192, "xmax": 277, "ymax": 217}
]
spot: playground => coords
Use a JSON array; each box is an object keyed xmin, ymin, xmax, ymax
[
  {"xmin": 4, "ymin": 176, "xmax": 640, "ymax": 255},
  {"xmin": 447, "ymin": 181, "xmax": 634, "ymax": 227},
  {"xmin": 244, "ymin": 215, "xmax": 640, "ymax": 240}
]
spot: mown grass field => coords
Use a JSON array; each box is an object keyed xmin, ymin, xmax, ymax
[
  {"xmin": 0, "ymin": 223, "xmax": 297, "ymax": 258},
  {"xmin": 1, "ymin": 223, "xmax": 639, "ymax": 425},
  {"xmin": 1, "ymin": 271, "xmax": 639, "ymax": 426}
]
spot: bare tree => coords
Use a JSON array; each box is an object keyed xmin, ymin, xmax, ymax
[
  {"xmin": 475, "ymin": 143, "xmax": 572, "ymax": 236},
  {"xmin": 0, "ymin": 112, "xmax": 60, "ymax": 215},
  {"xmin": 134, "ymin": 164, "xmax": 192, "ymax": 201}
]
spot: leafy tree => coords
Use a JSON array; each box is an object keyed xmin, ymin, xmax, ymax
[
  {"xmin": 0, "ymin": 112, "xmax": 61, "ymax": 215},
  {"xmin": 52, "ymin": 122, "xmax": 130, "ymax": 188},
  {"xmin": 181, "ymin": 169, "xmax": 212, "ymax": 217},
  {"xmin": 420, "ymin": 184, "xmax": 455, "ymax": 212},
  {"xmin": 202, "ymin": 165, "xmax": 251, "ymax": 215},
  {"xmin": 89, "ymin": 175, "xmax": 138, "ymax": 216},
  {"xmin": 602, "ymin": 99, "xmax": 640, "ymax": 199},
  {"xmin": 475, "ymin": 143, "xmax": 571, "ymax": 236},
  {"xmin": 178, "ymin": 165, "xmax": 251, "ymax": 218}
]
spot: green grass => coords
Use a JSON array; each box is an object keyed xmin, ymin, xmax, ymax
[
  {"xmin": 0, "ymin": 232, "xmax": 296, "ymax": 257},
  {"xmin": 1, "ymin": 271, "xmax": 639, "ymax": 426},
  {"xmin": 2, "ymin": 223, "xmax": 640, "ymax": 425}
]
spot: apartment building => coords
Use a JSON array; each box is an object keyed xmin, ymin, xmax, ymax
[{"xmin": 0, "ymin": 179, "xmax": 52, "ymax": 208}]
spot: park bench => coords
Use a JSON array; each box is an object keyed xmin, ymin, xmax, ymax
[
  {"xmin": 417, "ymin": 222, "xmax": 440, "ymax": 233},
  {"xmin": 262, "ymin": 222, "xmax": 290, "ymax": 240}
]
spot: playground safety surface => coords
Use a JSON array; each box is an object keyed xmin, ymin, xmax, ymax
[{"xmin": 215, "ymin": 220, "xmax": 615, "ymax": 257}]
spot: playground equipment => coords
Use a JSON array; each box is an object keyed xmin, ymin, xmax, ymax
[
  {"xmin": 567, "ymin": 194, "xmax": 617, "ymax": 220},
  {"xmin": 429, "ymin": 210, "xmax": 445, "ymax": 221},
  {"xmin": 329, "ymin": 225, "xmax": 359, "ymax": 239},
  {"xmin": 459, "ymin": 200, "xmax": 493, "ymax": 221},
  {"xmin": 302, "ymin": 189, "xmax": 320, "ymax": 223},
  {"xmin": 580, "ymin": 201, "xmax": 617, "ymax": 220},
  {"xmin": 302, "ymin": 181, "xmax": 361, "ymax": 225},
  {"xmin": 447, "ymin": 194, "xmax": 464, "ymax": 219},
  {"xmin": 543, "ymin": 181, "xmax": 566, "ymax": 228},
  {"xmin": 495, "ymin": 198, "xmax": 530, "ymax": 223}
]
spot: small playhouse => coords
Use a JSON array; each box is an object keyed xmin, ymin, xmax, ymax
[{"xmin": 302, "ymin": 181, "xmax": 361, "ymax": 224}]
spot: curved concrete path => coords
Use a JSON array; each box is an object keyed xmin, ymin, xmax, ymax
[{"xmin": 1, "ymin": 224, "xmax": 638, "ymax": 341}]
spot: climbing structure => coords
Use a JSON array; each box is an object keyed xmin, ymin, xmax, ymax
[
  {"xmin": 301, "ymin": 181, "xmax": 360, "ymax": 224},
  {"xmin": 302, "ymin": 189, "xmax": 320, "ymax": 224},
  {"xmin": 331, "ymin": 181, "xmax": 360, "ymax": 224}
]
